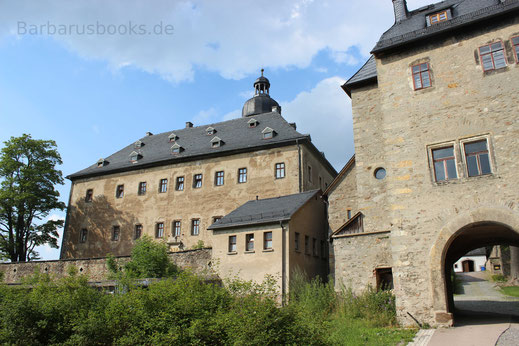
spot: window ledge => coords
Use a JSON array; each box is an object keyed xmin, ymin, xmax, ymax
[
  {"xmin": 262, "ymin": 249, "xmax": 274, "ymax": 253},
  {"xmin": 433, "ymin": 173, "xmax": 497, "ymax": 186},
  {"xmin": 244, "ymin": 250, "xmax": 255, "ymax": 254},
  {"xmin": 227, "ymin": 251, "xmax": 237, "ymax": 255}
]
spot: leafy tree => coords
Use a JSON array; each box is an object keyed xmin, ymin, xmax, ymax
[
  {"xmin": 0, "ymin": 134, "xmax": 65, "ymax": 261},
  {"xmin": 108, "ymin": 235, "xmax": 179, "ymax": 279}
]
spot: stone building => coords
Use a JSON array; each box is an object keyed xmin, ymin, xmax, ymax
[
  {"xmin": 328, "ymin": 0, "xmax": 519, "ymax": 326},
  {"xmin": 59, "ymin": 73, "xmax": 336, "ymax": 289}
]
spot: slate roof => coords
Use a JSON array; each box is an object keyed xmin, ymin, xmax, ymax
[
  {"xmin": 464, "ymin": 247, "xmax": 487, "ymax": 257},
  {"xmin": 373, "ymin": 0, "xmax": 519, "ymax": 53},
  {"xmin": 68, "ymin": 112, "xmax": 329, "ymax": 179},
  {"xmin": 208, "ymin": 190, "xmax": 320, "ymax": 230},
  {"xmin": 343, "ymin": 0, "xmax": 519, "ymax": 94}
]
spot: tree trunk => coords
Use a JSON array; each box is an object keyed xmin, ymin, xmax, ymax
[{"xmin": 510, "ymin": 246, "xmax": 519, "ymax": 280}]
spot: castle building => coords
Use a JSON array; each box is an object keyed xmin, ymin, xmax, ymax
[
  {"xmin": 60, "ymin": 73, "xmax": 335, "ymax": 291},
  {"xmin": 327, "ymin": 0, "xmax": 519, "ymax": 326}
]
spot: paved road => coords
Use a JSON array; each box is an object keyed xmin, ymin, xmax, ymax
[{"xmin": 409, "ymin": 272, "xmax": 519, "ymax": 346}]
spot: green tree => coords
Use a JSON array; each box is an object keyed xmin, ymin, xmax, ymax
[{"xmin": 0, "ymin": 134, "xmax": 65, "ymax": 261}]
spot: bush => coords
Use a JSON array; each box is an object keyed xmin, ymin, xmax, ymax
[{"xmin": 492, "ymin": 274, "xmax": 507, "ymax": 283}]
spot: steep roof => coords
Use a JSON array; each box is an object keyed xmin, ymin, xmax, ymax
[
  {"xmin": 208, "ymin": 190, "xmax": 320, "ymax": 230},
  {"xmin": 373, "ymin": 0, "xmax": 519, "ymax": 53},
  {"xmin": 68, "ymin": 112, "xmax": 336, "ymax": 179},
  {"xmin": 343, "ymin": 0, "xmax": 519, "ymax": 95},
  {"xmin": 464, "ymin": 247, "xmax": 487, "ymax": 257}
]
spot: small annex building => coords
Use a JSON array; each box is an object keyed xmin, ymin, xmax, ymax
[{"xmin": 209, "ymin": 189, "xmax": 328, "ymax": 299}]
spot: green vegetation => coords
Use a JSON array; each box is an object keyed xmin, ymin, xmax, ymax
[
  {"xmin": 492, "ymin": 274, "xmax": 507, "ymax": 283},
  {"xmin": 0, "ymin": 134, "xmax": 65, "ymax": 261},
  {"xmin": 501, "ymin": 286, "xmax": 519, "ymax": 297},
  {"xmin": 0, "ymin": 243, "xmax": 415, "ymax": 345},
  {"xmin": 451, "ymin": 271, "xmax": 464, "ymax": 294},
  {"xmin": 192, "ymin": 240, "xmax": 205, "ymax": 250}
]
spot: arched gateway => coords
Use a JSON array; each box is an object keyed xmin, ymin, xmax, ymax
[{"xmin": 429, "ymin": 207, "xmax": 519, "ymax": 325}]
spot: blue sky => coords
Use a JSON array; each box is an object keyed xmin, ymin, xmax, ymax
[{"xmin": 0, "ymin": 0, "xmax": 431, "ymax": 260}]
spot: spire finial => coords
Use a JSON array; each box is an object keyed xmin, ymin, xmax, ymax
[{"xmin": 261, "ymin": 68, "xmax": 264, "ymax": 76}]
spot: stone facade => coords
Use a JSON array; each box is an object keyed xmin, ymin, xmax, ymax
[
  {"xmin": 0, "ymin": 248, "xmax": 212, "ymax": 284},
  {"xmin": 62, "ymin": 144, "xmax": 334, "ymax": 259},
  {"xmin": 330, "ymin": 8, "xmax": 519, "ymax": 326}
]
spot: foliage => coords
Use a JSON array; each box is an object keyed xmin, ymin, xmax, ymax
[
  {"xmin": 501, "ymin": 286, "xmax": 519, "ymax": 297},
  {"xmin": 492, "ymin": 274, "xmax": 507, "ymax": 282},
  {"xmin": 0, "ymin": 267, "xmax": 414, "ymax": 345},
  {"xmin": 108, "ymin": 235, "xmax": 179, "ymax": 280},
  {"xmin": 0, "ymin": 134, "xmax": 65, "ymax": 261},
  {"xmin": 192, "ymin": 239, "xmax": 205, "ymax": 250}
]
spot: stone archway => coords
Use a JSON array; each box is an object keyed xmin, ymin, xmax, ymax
[{"xmin": 429, "ymin": 207, "xmax": 519, "ymax": 325}]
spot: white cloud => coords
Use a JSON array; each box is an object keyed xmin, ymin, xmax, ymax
[
  {"xmin": 0, "ymin": 0, "xmax": 434, "ymax": 83},
  {"xmin": 281, "ymin": 76, "xmax": 353, "ymax": 170},
  {"xmin": 192, "ymin": 107, "xmax": 218, "ymax": 124}
]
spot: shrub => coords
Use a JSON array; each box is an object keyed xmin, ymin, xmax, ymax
[{"xmin": 492, "ymin": 274, "xmax": 507, "ymax": 283}]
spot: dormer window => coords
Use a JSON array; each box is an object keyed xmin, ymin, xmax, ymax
[
  {"xmin": 427, "ymin": 9, "xmax": 451, "ymax": 26},
  {"xmin": 171, "ymin": 143, "xmax": 182, "ymax": 154},
  {"xmin": 248, "ymin": 118, "xmax": 258, "ymax": 128},
  {"xmin": 129, "ymin": 151, "xmax": 142, "ymax": 162},
  {"xmin": 97, "ymin": 158, "xmax": 108, "ymax": 167},
  {"xmin": 206, "ymin": 127, "xmax": 216, "ymax": 135},
  {"xmin": 211, "ymin": 136, "xmax": 224, "ymax": 148},
  {"xmin": 262, "ymin": 127, "xmax": 275, "ymax": 140},
  {"xmin": 134, "ymin": 140, "xmax": 143, "ymax": 149},
  {"xmin": 168, "ymin": 133, "xmax": 178, "ymax": 142}
]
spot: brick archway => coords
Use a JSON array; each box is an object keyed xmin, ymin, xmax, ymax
[{"xmin": 429, "ymin": 207, "xmax": 519, "ymax": 325}]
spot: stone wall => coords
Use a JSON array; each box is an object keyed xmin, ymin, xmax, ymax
[
  {"xmin": 0, "ymin": 248, "xmax": 212, "ymax": 284},
  {"xmin": 327, "ymin": 160, "xmax": 357, "ymax": 233},
  {"xmin": 333, "ymin": 16, "xmax": 519, "ymax": 326}
]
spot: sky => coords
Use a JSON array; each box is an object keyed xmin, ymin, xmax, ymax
[{"xmin": 0, "ymin": 0, "xmax": 432, "ymax": 260}]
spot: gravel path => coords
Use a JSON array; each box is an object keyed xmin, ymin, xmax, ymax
[{"xmin": 496, "ymin": 323, "xmax": 519, "ymax": 346}]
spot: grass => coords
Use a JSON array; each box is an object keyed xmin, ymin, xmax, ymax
[{"xmin": 501, "ymin": 286, "xmax": 519, "ymax": 297}]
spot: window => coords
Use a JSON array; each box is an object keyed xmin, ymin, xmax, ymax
[
  {"xmin": 175, "ymin": 176, "xmax": 184, "ymax": 191},
  {"xmin": 129, "ymin": 151, "xmax": 141, "ymax": 162},
  {"xmin": 264, "ymin": 232, "xmax": 272, "ymax": 250},
  {"xmin": 464, "ymin": 140, "xmax": 491, "ymax": 177},
  {"xmin": 412, "ymin": 63, "xmax": 431, "ymax": 90},
  {"xmin": 191, "ymin": 219, "xmax": 200, "ymax": 236},
  {"xmin": 168, "ymin": 133, "xmax": 178, "ymax": 142},
  {"xmin": 134, "ymin": 224, "xmax": 142, "ymax": 240},
  {"xmin": 85, "ymin": 189, "xmax": 93, "ymax": 202},
  {"xmin": 159, "ymin": 179, "xmax": 168, "ymax": 193},
  {"xmin": 248, "ymin": 118, "xmax": 258, "ymax": 128},
  {"xmin": 275, "ymin": 163, "xmax": 285, "ymax": 179},
  {"xmin": 432, "ymin": 146, "xmax": 457, "ymax": 182},
  {"xmin": 171, "ymin": 143, "xmax": 182, "ymax": 154},
  {"xmin": 138, "ymin": 182, "xmax": 147, "ymax": 195},
  {"xmin": 320, "ymin": 240, "xmax": 326, "ymax": 259},
  {"xmin": 211, "ymin": 136, "xmax": 223, "ymax": 148},
  {"xmin": 262, "ymin": 127, "xmax": 274, "ymax": 139},
  {"xmin": 134, "ymin": 140, "xmax": 143, "ymax": 149},
  {"xmin": 112, "ymin": 226, "xmax": 120, "ymax": 241},
  {"xmin": 213, "ymin": 216, "xmax": 222, "ymax": 223},
  {"xmin": 347, "ymin": 209, "xmax": 352, "ymax": 219},
  {"xmin": 228, "ymin": 235, "xmax": 237, "ymax": 252},
  {"xmin": 305, "ymin": 235, "xmax": 309, "ymax": 254},
  {"xmin": 375, "ymin": 268, "xmax": 394, "ymax": 291},
  {"xmin": 156, "ymin": 222, "xmax": 164, "ymax": 238},
  {"xmin": 479, "ymin": 42, "xmax": 506, "ymax": 71},
  {"xmin": 512, "ymin": 36, "xmax": 519, "ymax": 63},
  {"xmin": 193, "ymin": 174, "xmax": 203, "ymax": 188},
  {"xmin": 312, "ymin": 238, "xmax": 317, "ymax": 256},
  {"xmin": 173, "ymin": 221, "xmax": 181, "ymax": 237},
  {"xmin": 295, "ymin": 232, "xmax": 300, "ymax": 251},
  {"xmin": 307, "ymin": 166, "xmax": 312, "ymax": 182},
  {"xmin": 238, "ymin": 168, "xmax": 247, "ymax": 183},
  {"xmin": 79, "ymin": 229, "xmax": 88, "ymax": 243},
  {"xmin": 374, "ymin": 167, "xmax": 386, "ymax": 180},
  {"xmin": 215, "ymin": 171, "xmax": 224, "ymax": 186},
  {"xmin": 116, "ymin": 184, "xmax": 124, "ymax": 198},
  {"xmin": 246, "ymin": 233, "xmax": 254, "ymax": 252},
  {"xmin": 429, "ymin": 10, "xmax": 448, "ymax": 25},
  {"xmin": 206, "ymin": 127, "xmax": 215, "ymax": 135}
]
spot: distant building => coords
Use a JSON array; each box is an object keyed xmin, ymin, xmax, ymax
[
  {"xmin": 453, "ymin": 248, "xmax": 487, "ymax": 273},
  {"xmin": 328, "ymin": 0, "xmax": 519, "ymax": 326},
  {"xmin": 60, "ymin": 72, "xmax": 336, "ymax": 291}
]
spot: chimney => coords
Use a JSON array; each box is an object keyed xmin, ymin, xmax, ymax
[
  {"xmin": 272, "ymin": 105, "xmax": 281, "ymax": 114},
  {"xmin": 289, "ymin": 122, "xmax": 297, "ymax": 130},
  {"xmin": 145, "ymin": 131, "xmax": 153, "ymax": 136},
  {"xmin": 392, "ymin": 0, "xmax": 408, "ymax": 23},
  {"xmin": 185, "ymin": 121, "xmax": 193, "ymax": 128}
]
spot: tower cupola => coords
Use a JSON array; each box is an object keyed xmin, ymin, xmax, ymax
[{"xmin": 242, "ymin": 69, "xmax": 280, "ymax": 117}]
